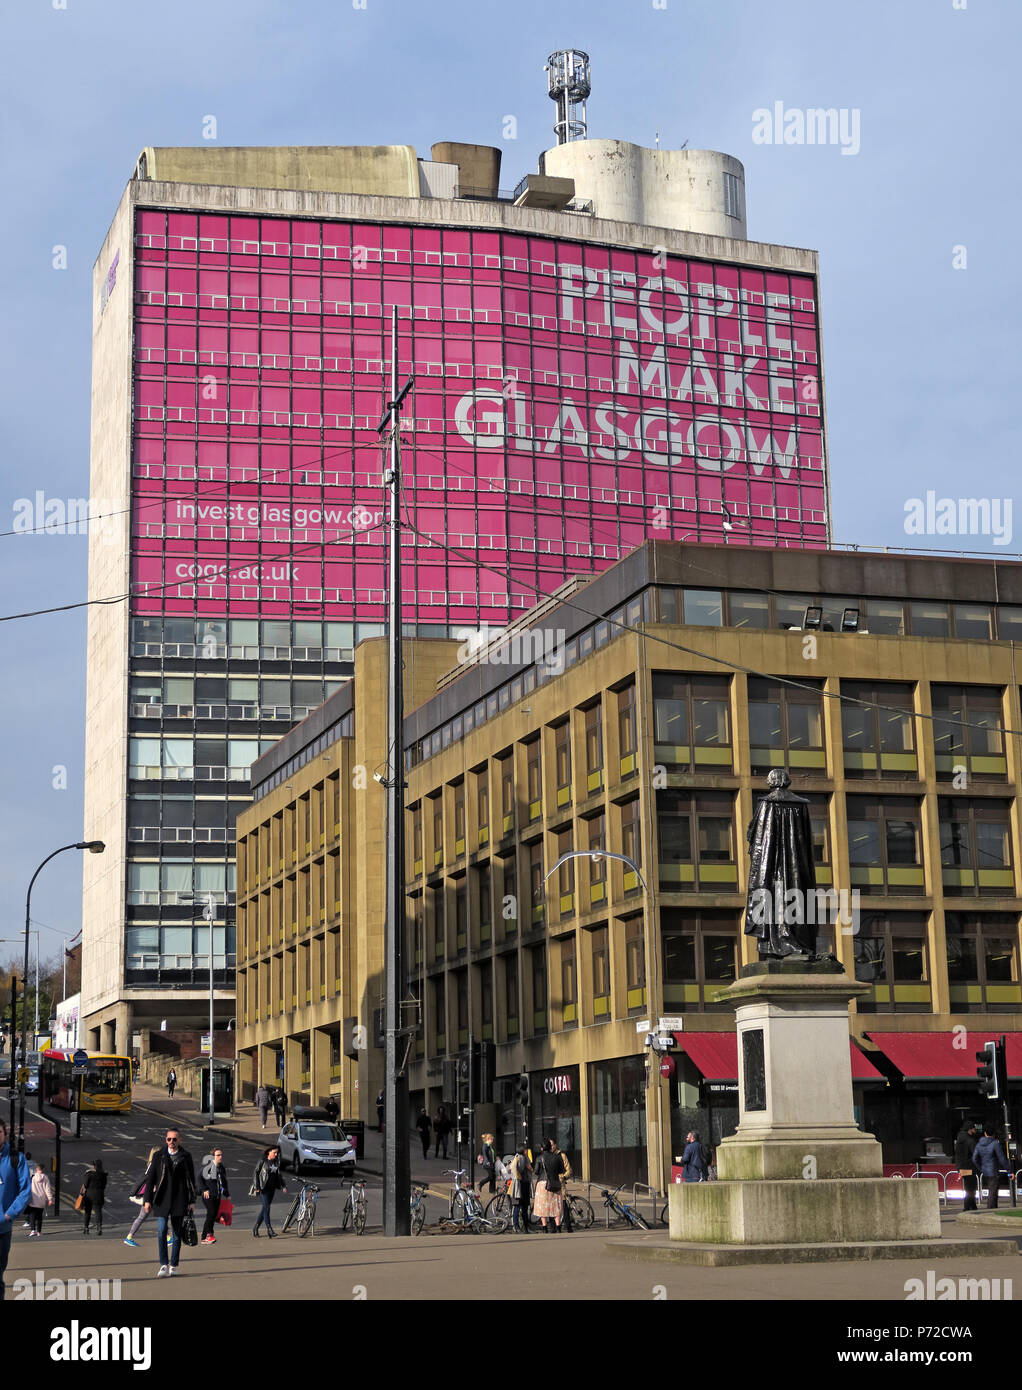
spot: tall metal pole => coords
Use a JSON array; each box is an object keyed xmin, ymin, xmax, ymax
[
  {"xmin": 381, "ymin": 304, "xmax": 410, "ymax": 1234},
  {"xmin": 206, "ymin": 894, "xmax": 215, "ymax": 1126},
  {"xmin": 33, "ymin": 932, "xmax": 39, "ymax": 1046}
]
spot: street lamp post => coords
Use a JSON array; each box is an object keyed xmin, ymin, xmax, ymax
[{"xmin": 21, "ymin": 841, "xmax": 104, "ymax": 1154}]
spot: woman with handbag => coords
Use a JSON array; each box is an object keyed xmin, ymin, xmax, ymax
[
  {"xmin": 532, "ymin": 1139, "xmax": 564, "ymax": 1233},
  {"xmin": 81, "ymin": 1159, "xmax": 107, "ymax": 1237},
  {"xmin": 124, "ymin": 1146, "xmax": 159, "ymax": 1248},
  {"xmin": 251, "ymin": 1146, "xmax": 286, "ymax": 1238},
  {"xmin": 26, "ymin": 1163, "xmax": 53, "ymax": 1237}
]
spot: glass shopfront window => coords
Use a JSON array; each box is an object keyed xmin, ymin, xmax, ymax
[{"xmin": 588, "ymin": 1055, "xmax": 647, "ymax": 1189}]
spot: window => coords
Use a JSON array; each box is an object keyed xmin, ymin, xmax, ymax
[
  {"xmin": 931, "ymin": 686, "xmax": 1006, "ymax": 780},
  {"xmin": 411, "ymin": 809, "xmax": 423, "ymax": 873},
  {"xmin": 909, "ymin": 602, "xmax": 950, "ymax": 638},
  {"xmin": 505, "ymin": 958, "xmax": 520, "ymax": 1040},
  {"xmin": 747, "ymin": 678, "xmax": 824, "ymax": 774},
  {"xmin": 657, "ymin": 791, "xmax": 736, "ymax": 889},
  {"xmin": 653, "ymin": 673, "xmax": 732, "ymax": 770},
  {"xmin": 502, "ymin": 857, "xmax": 518, "ymax": 936},
  {"xmin": 661, "ymin": 909, "xmax": 739, "ymax": 1011},
  {"xmin": 526, "ymin": 740, "xmax": 542, "ymax": 820},
  {"xmin": 556, "ymin": 829, "xmax": 574, "ymax": 917},
  {"xmin": 853, "ymin": 912, "xmax": 930, "ymax": 1013},
  {"xmin": 621, "ymin": 800, "xmax": 642, "ymax": 893},
  {"xmin": 453, "ymin": 784, "xmax": 466, "ymax": 853},
  {"xmin": 531, "ymin": 946, "xmax": 547, "ymax": 1034},
  {"xmin": 528, "ymin": 842, "xmax": 545, "ymax": 924},
  {"xmin": 560, "ymin": 936, "xmax": 578, "ymax": 1027},
  {"xmin": 617, "ymin": 684, "xmax": 637, "ymax": 778},
  {"xmin": 480, "ymin": 964, "xmax": 493, "ymax": 1041},
  {"xmin": 477, "ymin": 866, "xmax": 492, "ymax": 945},
  {"xmin": 584, "ymin": 703, "xmax": 604, "ymax": 793},
  {"xmin": 500, "ymin": 758, "xmax": 514, "ymax": 834},
  {"xmin": 841, "ymin": 681, "xmax": 916, "ymax": 778},
  {"xmin": 476, "ymin": 775, "xmax": 490, "ymax": 846},
  {"xmin": 591, "ymin": 927, "xmax": 611, "ymax": 1017},
  {"xmin": 683, "ymin": 590, "xmax": 722, "ymax": 626},
  {"xmin": 587, "ymin": 813, "xmax": 607, "ymax": 904},
  {"xmin": 625, "ymin": 919, "xmax": 646, "ymax": 1011},
  {"xmin": 937, "ymin": 798, "xmax": 1014, "ymax": 895},
  {"xmin": 455, "ymin": 883, "xmax": 468, "ymax": 955},
  {"xmin": 845, "ymin": 796, "xmax": 924, "ymax": 894},
  {"xmin": 554, "ymin": 722, "xmax": 572, "ymax": 806},
  {"xmin": 430, "ymin": 885, "xmax": 445, "ymax": 962},
  {"xmin": 861, "ymin": 599, "xmax": 904, "ymax": 636},
  {"xmin": 727, "ymin": 591, "xmax": 769, "ymax": 630},
  {"xmin": 945, "ymin": 913, "xmax": 1021, "ymax": 1011},
  {"xmin": 953, "ymin": 604, "xmax": 993, "ymax": 640},
  {"xmin": 432, "ymin": 977, "xmax": 446, "ymax": 1055},
  {"xmin": 432, "ymin": 799, "xmax": 444, "ymax": 868},
  {"xmin": 723, "ymin": 171, "xmax": 743, "ymax": 220}
]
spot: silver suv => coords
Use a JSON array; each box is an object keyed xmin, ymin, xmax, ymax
[{"xmin": 278, "ymin": 1120, "xmax": 355, "ymax": 1176}]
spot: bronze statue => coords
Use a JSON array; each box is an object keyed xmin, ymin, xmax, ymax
[{"xmin": 744, "ymin": 769, "xmax": 817, "ymax": 958}]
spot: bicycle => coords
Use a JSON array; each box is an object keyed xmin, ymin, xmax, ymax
[
  {"xmin": 280, "ymin": 1179, "xmax": 320, "ymax": 1237},
  {"xmin": 600, "ymin": 1184, "xmax": 651, "ymax": 1230},
  {"xmin": 341, "ymin": 1177, "xmax": 368, "ymax": 1235},
  {"xmin": 410, "ymin": 1182, "xmax": 428, "ymax": 1236},
  {"xmin": 443, "ymin": 1169, "xmax": 508, "ymax": 1234},
  {"xmin": 486, "ymin": 1183, "xmax": 593, "ymax": 1230}
]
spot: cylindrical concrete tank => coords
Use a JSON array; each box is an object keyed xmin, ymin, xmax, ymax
[
  {"xmin": 431, "ymin": 143, "xmax": 502, "ymax": 200},
  {"xmin": 541, "ymin": 139, "xmax": 747, "ymax": 239}
]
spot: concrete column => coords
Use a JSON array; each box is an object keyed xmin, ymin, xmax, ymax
[{"xmin": 311, "ymin": 1026, "xmax": 330, "ymax": 1106}]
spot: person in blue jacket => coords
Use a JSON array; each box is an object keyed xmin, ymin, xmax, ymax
[
  {"xmin": 0, "ymin": 1119, "xmax": 32, "ymax": 1301},
  {"xmin": 973, "ymin": 1126, "xmax": 1010, "ymax": 1210},
  {"xmin": 680, "ymin": 1130, "xmax": 709, "ymax": 1183}
]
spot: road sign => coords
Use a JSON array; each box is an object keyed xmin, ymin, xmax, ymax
[
  {"xmin": 634, "ymin": 1019, "xmax": 651, "ymax": 1033},
  {"xmin": 17, "ymin": 1067, "xmax": 29, "ymax": 1085},
  {"xmin": 659, "ymin": 1057, "xmax": 675, "ymax": 1079},
  {"xmin": 72, "ymin": 1049, "xmax": 88, "ymax": 1067},
  {"xmin": 659, "ymin": 1017, "xmax": 685, "ymax": 1032},
  {"xmin": 200, "ymin": 1033, "xmax": 212, "ymax": 1056},
  {"xmin": 72, "ymin": 1065, "xmax": 87, "ymax": 1076}
]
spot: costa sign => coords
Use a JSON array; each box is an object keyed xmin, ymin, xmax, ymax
[{"xmin": 543, "ymin": 1074, "xmax": 572, "ymax": 1095}]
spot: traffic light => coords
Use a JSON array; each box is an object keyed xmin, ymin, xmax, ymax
[
  {"xmin": 976, "ymin": 1041, "xmax": 999, "ymax": 1100},
  {"xmin": 517, "ymin": 1071, "xmax": 530, "ymax": 1108}
]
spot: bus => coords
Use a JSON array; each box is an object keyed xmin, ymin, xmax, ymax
[{"xmin": 41, "ymin": 1050, "xmax": 132, "ymax": 1113}]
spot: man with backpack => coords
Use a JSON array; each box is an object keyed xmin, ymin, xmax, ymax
[{"xmin": 680, "ymin": 1130, "xmax": 711, "ymax": 1182}]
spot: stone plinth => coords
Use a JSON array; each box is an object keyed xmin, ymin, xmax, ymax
[
  {"xmin": 668, "ymin": 959, "xmax": 944, "ymax": 1257},
  {"xmin": 715, "ymin": 960, "xmax": 883, "ymax": 1183},
  {"xmin": 668, "ymin": 1177, "xmax": 941, "ymax": 1245}
]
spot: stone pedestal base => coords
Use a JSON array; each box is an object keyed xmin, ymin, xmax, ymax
[
  {"xmin": 718, "ymin": 1131, "xmax": 882, "ymax": 1181},
  {"xmin": 669, "ymin": 1177, "xmax": 941, "ymax": 1246}
]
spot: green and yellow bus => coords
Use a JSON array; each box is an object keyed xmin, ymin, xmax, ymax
[{"xmin": 41, "ymin": 1050, "xmax": 132, "ymax": 1113}]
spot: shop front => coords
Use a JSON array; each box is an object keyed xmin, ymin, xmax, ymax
[
  {"xmin": 587, "ymin": 1055, "xmax": 647, "ymax": 1189},
  {"xmin": 495, "ymin": 1065, "xmax": 581, "ymax": 1172}
]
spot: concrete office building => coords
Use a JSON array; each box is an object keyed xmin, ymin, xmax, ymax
[
  {"xmin": 237, "ymin": 540, "xmax": 1022, "ymax": 1172},
  {"xmin": 82, "ymin": 59, "xmax": 830, "ymax": 1050}
]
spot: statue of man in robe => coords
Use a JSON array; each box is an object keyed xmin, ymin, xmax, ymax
[{"xmin": 744, "ymin": 768, "xmax": 817, "ymax": 959}]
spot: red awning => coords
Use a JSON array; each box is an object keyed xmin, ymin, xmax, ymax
[
  {"xmin": 675, "ymin": 1032, "xmax": 883, "ymax": 1082},
  {"xmin": 865, "ymin": 1031, "xmax": 1022, "ymax": 1081}
]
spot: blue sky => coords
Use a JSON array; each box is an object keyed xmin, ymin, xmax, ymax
[{"xmin": 0, "ymin": 0, "xmax": 1018, "ymax": 965}]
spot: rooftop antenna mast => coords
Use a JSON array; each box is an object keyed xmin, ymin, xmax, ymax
[{"xmin": 545, "ymin": 49, "xmax": 591, "ymax": 144}]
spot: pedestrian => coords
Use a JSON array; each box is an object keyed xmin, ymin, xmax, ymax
[
  {"xmin": 680, "ymin": 1130, "xmax": 709, "ymax": 1183},
  {"xmin": 551, "ymin": 1139, "xmax": 574, "ymax": 1231},
  {"xmin": 415, "ymin": 1107, "xmax": 432, "ymax": 1159},
  {"xmin": 251, "ymin": 1146, "xmax": 286, "ymax": 1237},
  {"xmin": 376, "ymin": 1089, "xmax": 385, "ymax": 1131},
  {"xmin": 324, "ymin": 1095, "xmax": 339, "ymax": 1124},
  {"xmin": 973, "ymin": 1125, "xmax": 1010, "ymax": 1210},
  {"xmin": 81, "ymin": 1159, "xmax": 107, "ymax": 1236},
  {"xmin": 255, "ymin": 1082, "xmax": 270, "ymax": 1129},
  {"xmin": 143, "ymin": 1126, "xmax": 197, "ymax": 1278},
  {"xmin": 509, "ymin": 1145, "xmax": 532, "ymax": 1233},
  {"xmin": 433, "ymin": 1103, "xmax": 451, "ymax": 1159},
  {"xmin": 200, "ymin": 1146, "xmax": 230, "ymax": 1244},
  {"xmin": 166, "ymin": 1068, "xmax": 177, "ymax": 1099},
  {"xmin": 26, "ymin": 1163, "xmax": 53, "ymax": 1237},
  {"xmin": 124, "ymin": 1146, "xmax": 159, "ymax": 1247},
  {"xmin": 477, "ymin": 1132, "xmax": 497, "ymax": 1194},
  {"xmin": 954, "ymin": 1122, "xmax": 980, "ymax": 1212},
  {"xmin": 0, "ymin": 1120, "xmax": 31, "ymax": 1300},
  {"xmin": 532, "ymin": 1138, "xmax": 565, "ymax": 1232},
  {"xmin": 272, "ymin": 1087, "xmax": 286, "ymax": 1127}
]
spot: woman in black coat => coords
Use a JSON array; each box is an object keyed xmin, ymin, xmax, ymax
[
  {"xmin": 252, "ymin": 1146, "xmax": 287, "ymax": 1238},
  {"xmin": 81, "ymin": 1159, "xmax": 107, "ymax": 1236}
]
